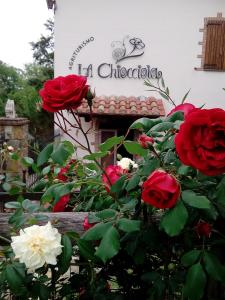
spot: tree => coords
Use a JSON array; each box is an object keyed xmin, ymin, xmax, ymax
[
  {"xmin": 0, "ymin": 61, "xmax": 23, "ymax": 115},
  {"xmin": 30, "ymin": 19, "xmax": 54, "ymax": 68}
]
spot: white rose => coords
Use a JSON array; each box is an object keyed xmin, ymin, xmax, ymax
[
  {"xmin": 11, "ymin": 222, "xmax": 62, "ymax": 272},
  {"xmin": 117, "ymin": 157, "xmax": 138, "ymax": 171},
  {"xmin": 7, "ymin": 146, "xmax": 14, "ymax": 152}
]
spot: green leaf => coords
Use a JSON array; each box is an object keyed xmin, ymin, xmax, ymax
[
  {"xmin": 42, "ymin": 165, "xmax": 51, "ymax": 176},
  {"xmin": 181, "ymin": 88, "xmax": 191, "ymax": 104},
  {"xmin": 178, "ymin": 165, "xmax": 193, "ymax": 175},
  {"xmin": 159, "ymin": 91, "xmax": 169, "ymax": 100},
  {"xmin": 129, "ymin": 118, "xmax": 155, "ymax": 130},
  {"xmin": 22, "ymin": 199, "xmax": 40, "ymax": 212},
  {"xmin": 53, "ymin": 182, "xmax": 74, "ymax": 201},
  {"xmin": 39, "ymin": 284, "xmax": 50, "ymax": 300},
  {"xmin": 21, "ymin": 156, "xmax": 34, "ymax": 166},
  {"xmin": 51, "ymin": 142, "xmax": 72, "ymax": 165},
  {"xmin": 140, "ymin": 158, "xmax": 160, "ymax": 176},
  {"xmin": 203, "ymin": 252, "xmax": 225, "ymax": 282},
  {"xmin": 99, "ymin": 136, "xmax": 124, "ymax": 152},
  {"xmin": 77, "ymin": 239, "xmax": 96, "ymax": 261},
  {"xmin": 126, "ymin": 174, "xmax": 140, "ymax": 192},
  {"xmin": 5, "ymin": 264, "xmax": 26, "ymax": 296},
  {"xmin": 150, "ymin": 121, "xmax": 174, "ymax": 132},
  {"xmin": 2, "ymin": 182, "xmax": 12, "ymax": 191},
  {"xmin": 110, "ymin": 175, "xmax": 127, "ymax": 195},
  {"xmin": 95, "ymin": 226, "xmax": 120, "ymax": 263},
  {"xmin": 41, "ymin": 183, "xmax": 63, "ymax": 202},
  {"xmin": 62, "ymin": 140, "xmax": 75, "ymax": 155},
  {"xmin": 166, "ymin": 111, "xmax": 184, "ymax": 122},
  {"xmin": 160, "ymin": 201, "xmax": 188, "ymax": 236},
  {"xmin": 82, "ymin": 222, "xmax": 113, "ymax": 241},
  {"xmin": 58, "ymin": 235, "xmax": 73, "ymax": 274},
  {"xmin": 181, "ymin": 250, "xmax": 201, "ymax": 267},
  {"xmin": 95, "ymin": 209, "xmax": 117, "ymax": 220},
  {"xmin": 121, "ymin": 199, "xmax": 138, "ymax": 212},
  {"xmin": 84, "ymin": 151, "xmax": 108, "ymax": 160},
  {"xmin": 182, "ymin": 190, "xmax": 211, "ymax": 209},
  {"xmin": 117, "ymin": 218, "xmax": 141, "ymax": 233},
  {"xmin": 123, "ymin": 141, "xmax": 148, "ymax": 156},
  {"xmin": 183, "ymin": 263, "xmax": 206, "ymax": 300},
  {"xmin": 5, "ymin": 201, "xmax": 21, "ymax": 209},
  {"xmin": 37, "ymin": 143, "xmax": 54, "ymax": 167}
]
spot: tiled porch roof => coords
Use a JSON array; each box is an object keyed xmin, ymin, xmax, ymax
[{"xmin": 78, "ymin": 96, "xmax": 165, "ymax": 117}]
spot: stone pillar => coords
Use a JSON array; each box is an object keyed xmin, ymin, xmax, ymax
[{"xmin": 0, "ymin": 117, "xmax": 29, "ymax": 176}]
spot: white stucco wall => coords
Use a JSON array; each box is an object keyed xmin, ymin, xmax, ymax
[
  {"xmin": 54, "ymin": 0, "xmax": 225, "ymax": 112},
  {"xmin": 53, "ymin": 0, "xmax": 225, "ymax": 156}
]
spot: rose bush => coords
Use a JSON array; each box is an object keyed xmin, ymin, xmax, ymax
[{"xmin": 0, "ymin": 75, "xmax": 225, "ymax": 299}]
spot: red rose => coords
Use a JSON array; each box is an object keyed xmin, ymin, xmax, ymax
[
  {"xmin": 102, "ymin": 165, "xmax": 124, "ymax": 192},
  {"xmin": 141, "ymin": 170, "xmax": 180, "ymax": 209},
  {"xmin": 167, "ymin": 103, "xmax": 196, "ymax": 118},
  {"xmin": 39, "ymin": 75, "xmax": 89, "ymax": 112},
  {"xmin": 138, "ymin": 134, "xmax": 154, "ymax": 149},
  {"xmin": 195, "ymin": 221, "xmax": 212, "ymax": 238},
  {"xmin": 83, "ymin": 216, "xmax": 96, "ymax": 231},
  {"xmin": 175, "ymin": 108, "xmax": 225, "ymax": 176},
  {"xmin": 52, "ymin": 194, "xmax": 70, "ymax": 212},
  {"xmin": 57, "ymin": 167, "xmax": 69, "ymax": 182}
]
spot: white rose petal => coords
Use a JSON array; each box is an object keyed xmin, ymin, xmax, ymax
[
  {"xmin": 7, "ymin": 146, "xmax": 14, "ymax": 152},
  {"xmin": 11, "ymin": 222, "xmax": 62, "ymax": 272},
  {"xmin": 117, "ymin": 157, "xmax": 138, "ymax": 171}
]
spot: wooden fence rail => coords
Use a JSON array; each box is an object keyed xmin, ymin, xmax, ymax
[
  {"xmin": 0, "ymin": 193, "xmax": 87, "ymax": 237},
  {"xmin": 0, "ymin": 212, "xmax": 88, "ymax": 237}
]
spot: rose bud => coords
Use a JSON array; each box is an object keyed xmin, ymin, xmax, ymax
[
  {"xmin": 138, "ymin": 134, "xmax": 154, "ymax": 149},
  {"xmin": 141, "ymin": 170, "xmax": 180, "ymax": 209},
  {"xmin": 83, "ymin": 216, "xmax": 96, "ymax": 231},
  {"xmin": 167, "ymin": 103, "xmax": 196, "ymax": 118},
  {"xmin": 52, "ymin": 194, "xmax": 70, "ymax": 212},
  {"xmin": 195, "ymin": 221, "xmax": 212, "ymax": 238}
]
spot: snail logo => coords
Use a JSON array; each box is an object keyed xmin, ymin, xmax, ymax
[{"xmin": 111, "ymin": 35, "xmax": 145, "ymax": 63}]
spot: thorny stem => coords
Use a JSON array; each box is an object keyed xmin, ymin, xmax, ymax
[
  {"xmin": 55, "ymin": 112, "xmax": 64, "ymax": 130},
  {"xmin": 58, "ymin": 110, "xmax": 113, "ymax": 188},
  {"xmin": 54, "ymin": 120, "xmax": 89, "ymax": 151},
  {"xmin": 60, "ymin": 110, "xmax": 67, "ymax": 131},
  {"xmin": 0, "ymin": 235, "xmax": 11, "ymax": 244},
  {"xmin": 56, "ymin": 112, "xmax": 79, "ymax": 129}
]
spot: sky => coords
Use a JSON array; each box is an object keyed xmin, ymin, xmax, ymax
[{"xmin": 0, "ymin": 0, "xmax": 53, "ymax": 69}]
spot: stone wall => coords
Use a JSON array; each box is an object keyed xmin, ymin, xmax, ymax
[{"xmin": 0, "ymin": 117, "xmax": 29, "ymax": 176}]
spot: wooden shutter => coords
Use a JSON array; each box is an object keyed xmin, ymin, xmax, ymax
[{"xmin": 204, "ymin": 21, "xmax": 225, "ymax": 70}]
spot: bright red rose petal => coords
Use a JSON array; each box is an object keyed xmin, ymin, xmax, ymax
[
  {"xmin": 175, "ymin": 108, "xmax": 225, "ymax": 176},
  {"xmin": 53, "ymin": 194, "xmax": 70, "ymax": 212},
  {"xmin": 39, "ymin": 74, "xmax": 89, "ymax": 112},
  {"xmin": 102, "ymin": 165, "xmax": 124, "ymax": 193},
  {"xmin": 141, "ymin": 170, "xmax": 180, "ymax": 209}
]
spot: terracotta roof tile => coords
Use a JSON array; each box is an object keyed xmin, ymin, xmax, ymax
[{"xmin": 77, "ymin": 96, "xmax": 165, "ymax": 117}]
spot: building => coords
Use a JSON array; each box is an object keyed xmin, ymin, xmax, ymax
[{"xmin": 47, "ymin": 0, "xmax": 225, "ymax": 162}]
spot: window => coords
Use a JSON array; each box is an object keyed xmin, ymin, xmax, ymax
[{"xmin": 204, "ymin": 21, "xmax": 225, "ymax": 70}]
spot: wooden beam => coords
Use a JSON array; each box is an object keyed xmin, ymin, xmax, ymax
[{"xmin": 0, "ymin": 212, "xmax": 88, "ymax": 238}]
